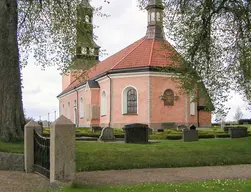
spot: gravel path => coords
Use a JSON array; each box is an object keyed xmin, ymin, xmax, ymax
[
  {"xmin": 75, "ymin": 164, "xmax": 251, "ymax": 186},
  {"xmin": 0, "ymin": 171, "xmax": 50, "ymax": 192},
  {"xmin": 1, "ymin": 165, "xmax": 251, "ymax": 191}
]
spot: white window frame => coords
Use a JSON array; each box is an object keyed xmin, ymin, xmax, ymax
[
  {"xmin": 67, "ymin": 102, "xmax": 71, "ymax": 119},
  {"xmin": 79, "ymin": 97, "xmax": 84, "ymax": 118},
  {"xmin": 156, "ymin": 12, "xmax": 161, "ymax": 21},
  {"xmin": 82, "ymin": 47, "xmax": 87, "ymax": 55},
  {"xmin": 190, "ymin": 93, "xmax": 196, "ymax": 116},
  {"xmin": 151, "ymin": 12, "xmax": 155, "ymax": 22},
  {"xmin": 121, "ymin": 85, "xmax": 138, "ymax": 115},
  {"xmin": 85, "ymin": 15, "xmax": 90, "ymax": 23},
  {"xmin": 61, "ymin": 104, "xmax": 64, "ymax": 116},
  {"xmin": 101, "ymin": 91, "xmax": 107, "ymax": 116}
]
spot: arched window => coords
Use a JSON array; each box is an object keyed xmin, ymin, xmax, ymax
[
  {"xmin": 85, "ymin": 15, "xmax": 90, "ymax": 23},
  {"xmin": 80, "ymin": 97, "xmax": 84, "ymax": 118},
  {"xmin": 127, "ymin": 89, "xmax": 137, "ymax": 113},
  {"xmin": 156, "ymin": 12, "xmax": 161, "ymax": 21},
  {"xmin": 90, "ymin": 48, "xmax": 95, "ymax": 55},
  {"xmin": 163, "ymin": 89, "xmax": 174, "ymax": 106},
  {"xmin": 101, "ymin": 91, "xmax": 107, "ymax": 116},
  {"xmin": 82, "ymin": 47, "xmax": 87, "ymax": 55},
  {"xmin": 61, "ymin": 104, "xmax": 64, "ymax": 116},
  {"xmin": 151, "ymin": 12, "xmax": 155, "ymax": 21},
  {"xmin": 190, "ymin": 93, "xmax": 196, "ymax": 115},
  {"xmin": 122, "ymin": 86, "xmax": 138, "ymax": 114},
  {"xmin": 67, "ymin": 102, "xmax": 71, "ymax": 119}
]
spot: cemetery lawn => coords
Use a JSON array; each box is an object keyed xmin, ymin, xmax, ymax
[
  {"xmin": 56, "ymin": 179, "xmax": 251, "ymax": 192},
  {"xmin": 1, "ymin": 137, "xmax": 251, "ymax": 171},
  {"xmin": 0, "ymin": 140, "xmax": 23, "ymax": 154},
  {"xmin": 76, "ymin": 137, "xmax": 251, "ymax": 171}
]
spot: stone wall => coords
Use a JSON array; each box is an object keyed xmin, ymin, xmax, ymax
[{"xmin": 0, "ymin": 152, "xmax": 24, "ymax": 171}]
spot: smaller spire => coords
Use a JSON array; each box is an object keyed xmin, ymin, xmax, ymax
[{"xmin": 145, "ymin": 0, "xmax": 165, "ymax": 40}]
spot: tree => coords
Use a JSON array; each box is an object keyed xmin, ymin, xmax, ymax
[
  {"xmin": 138, "ymin": 0, "xmax": 250, "ymax": 115},
  {"xmin": 0, "ymin": 0, "xmax": 109, "ymax": 141},
  {"xmin": 234, "ymin": 106, "xmax": 243, "ymax": 121},
  {"xmin": 0, "ymin": 0, "xmax": 25, "ymax": 141}
]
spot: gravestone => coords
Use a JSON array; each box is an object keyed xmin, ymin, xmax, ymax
[
  {"xmin": 98, "ymin": 127, "xmax": 115, "ymax": 141},
  {"xmin": 183, "ymin": 129, "xmax": 199, "ymax": 142},
  {"xmin": 177, "ymin": 124, "xmax": 188, "ymax": 131},
  {"xmin": 123, "ymin": 123, "xmax": 149, "ymax": 143},
  {"xmin": 229, "ymin": 127, "xmax": 248, "ymax": 138},
  {"xmin": 189, "ymin": 124, "xmax": 196, "ymax": 130}
]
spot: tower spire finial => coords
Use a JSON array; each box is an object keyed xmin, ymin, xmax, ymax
[{"xmin": 145, "ymin": 0, "xmax": 165, "ymax": 40}]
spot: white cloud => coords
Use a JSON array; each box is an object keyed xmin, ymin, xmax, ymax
[{"xmin": 22, "ymin": 0, "xmax": 251, "ymax": 122}]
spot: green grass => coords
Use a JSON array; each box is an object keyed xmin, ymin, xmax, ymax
[
  {"xmin": 41, "ymin": 179, "xmax": 251, "ymax": 192},
  {"xmin": 76, "ymin": 137, "xmax": 251, "ymax": 171},
  {"xmin": 0, "ymin": 140, "xmax": 24, "ymax": 154},
  {"xmin": 1, "ymin": 128, "xmax": 251, "ymax": 172}
]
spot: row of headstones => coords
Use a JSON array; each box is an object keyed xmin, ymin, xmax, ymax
[
  {"xmin": 97, "ymin": 124, "xmax": 198, "ymax": 143},
  {"xmin": 96, "ymin": 124, "xmax": 249, "ymax": 143}
]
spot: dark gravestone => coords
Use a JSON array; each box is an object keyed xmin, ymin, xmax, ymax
[
  {"xmin": 183, "ymin": 129, "xmax": 199, "ymax": 142},
  {"xmin": 123, "ymin": 123, "xmax": 149, "ymax": 143},
  {"xmin": 189, "ymin": 125, "xmax": 196, "ymax": 130},
  {"xmin": 157, "ymin": 129, "xmax": 164, "ymax": 132},
  {"xmin": 229, "ymin": 127, "xmax": 248, "ymax": 138}
]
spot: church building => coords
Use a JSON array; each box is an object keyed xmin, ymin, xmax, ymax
[{"xmin": 57, "ymin": 0, "xmax": 212, "ymax": 129}]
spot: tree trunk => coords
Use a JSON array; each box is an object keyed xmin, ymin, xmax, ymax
[{"xmin": 0, "ymin": 0, "xmax": 25, "ymax": 141}]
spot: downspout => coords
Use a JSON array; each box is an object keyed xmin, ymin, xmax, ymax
[
  {"xmin": 74, "ymin": 87, "xmax": 79, "ymax": 127},
  {"xmin": 107, "ymin": 74, "xmax": 112, "ymax": 128},
  {"xmin": 197, "ymin": 88, "xmax": 200, "ymax": 128}
]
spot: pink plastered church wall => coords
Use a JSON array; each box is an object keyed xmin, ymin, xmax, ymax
[
  {"xmin": 59, "ymin": 74, "xmax": 211, "ymax": 128},
  {"xmin": 150, "ymin": 76, "xmax": 186, "ymax": 127},
  {"xmin": 78, "ymin": 88, "xmax": 91, "ymax": 127},
  {"xmin": 59, "ymin": 92, "xmax": 77, "ymax": 122},
  {"xmin": 110, "ymin": 76, "xmax": 149, "ymax": 127},
  {"xmin": 98, "ymin": 79, "xmax": 111, "ymax": 127},
  {"xmin": 150, "ymin": 76, "xmax": 200, "ymax": 128}
]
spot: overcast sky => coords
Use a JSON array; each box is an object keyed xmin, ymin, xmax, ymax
[{"xmin": 21, "ymin": 0, "xmax": 251, "ymax": 122}]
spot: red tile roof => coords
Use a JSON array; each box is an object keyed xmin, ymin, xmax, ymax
[{"xmin": 59, "ymin": 37, "xmax": 179, "ymax": 96}]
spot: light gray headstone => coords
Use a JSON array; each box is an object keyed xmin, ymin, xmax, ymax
[
  {"xmin": 99, "ymin": 127, "xmax": 115, "ymax": 141},
  {"xmin": 177, "ymin": 124, "xmax": 188, "ymax": 131}
]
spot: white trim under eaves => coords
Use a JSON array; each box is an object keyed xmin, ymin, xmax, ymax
[
  {"xmin": 110, "ymin": 71, "xmax": 179, "ymax": 79},
  {"xmin": 57, "ymin": 84, "xmax": 86, "ymax": 99},
  {"xmin": 96, "ymin": 76, "xmax": 109, "ymax": 84}
]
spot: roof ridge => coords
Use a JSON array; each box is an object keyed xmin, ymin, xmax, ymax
[
  {"xmin": 148, "ymin": 39, "xmax": 155, "ymax": 66},
  {"xmin": 110, "ymin": 37, "xmax": 146, "ymax": 70}
]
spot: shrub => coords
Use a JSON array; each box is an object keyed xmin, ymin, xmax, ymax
[
  {"xmin": 198, "ymin": 134, "xmax": 215, "ymax": 139},
  {"xmin": 166, "ymin": 135, "xmax": 182, "ymax": 140}
]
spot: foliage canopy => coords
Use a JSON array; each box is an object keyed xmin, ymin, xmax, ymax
[{"xmin": 138, "ymin": 0, "xmax": 250, "ymax": 114}]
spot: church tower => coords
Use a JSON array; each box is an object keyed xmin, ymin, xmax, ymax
[
  {"xmin": 145, "ymin": 0, "xmax": 165, "ymax": 40},
  {"xmin": 62, "ymin": 0, "xmax": 100, "ymax": 90},
  {"xmin": 73, "ymin": 0, "xmax": 100, "ymax": 69}
]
